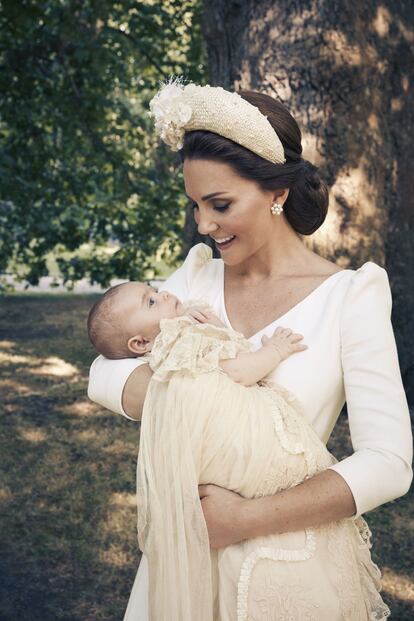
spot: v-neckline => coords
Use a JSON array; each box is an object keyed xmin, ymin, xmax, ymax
[{"xmin": 220, "ymin": 264, "xmax": 350, "ymax": 341}]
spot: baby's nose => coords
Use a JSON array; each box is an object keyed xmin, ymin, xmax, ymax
[{"xmin": 161, "ymin": 291, "xmax": 169, "ymax": 300}]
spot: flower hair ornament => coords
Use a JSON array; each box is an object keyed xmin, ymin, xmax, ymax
[{"xmin": 148, "ymin": 75, "xmax": 286, "ymax": 165}]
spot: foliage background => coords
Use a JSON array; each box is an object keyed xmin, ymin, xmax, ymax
[{"xmin": 0, "ymin": 0, "xmax": 207, "ymax": 289}]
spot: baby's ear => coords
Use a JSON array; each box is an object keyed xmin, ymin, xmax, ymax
[{"xmin": 127, "ymin": 335, "xmax": 152, "ymax": 356}]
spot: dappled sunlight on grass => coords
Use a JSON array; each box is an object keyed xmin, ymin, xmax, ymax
[
  {"xmin": 63, "ymin": 400, "xmax": 99, "ymax": 417},
  {"xmin": 17, "ymin": 426, "xmax": 48, "ymax": 443},
  {"xmin": 0, "ymin": 351, "xmax": 35, "ymax": 365},
  {"xmin": 0, "ymin": 350, "xmax": 79, "ymax": 377},
  {"xmin": 103, "ymin": 438, "xmax": 138, "ymax": 455},
  {"xmin": 0, "ymin": 487, "xmax": 12, "ymax": 502},
  {"xmin": 102, "ymin": 492, "xmax": 138, "ymax": 538},
  {"xmin": 109, "ymin": 492, "xmax": 136, "ymax": 507},
  {"xmin": 0, "ymin": 294, "xmax": 141, "ymax": 618},
  {"xmin": 29, "ymin": 356, "xmax": 79, "ymax": 377},
  {"xmin": 382, "ymin": 567, "xmax": 414, "ymax": 603},
  {"xmin": 0, "ymin": 377, "xmax": 32, "ymax": 395},
  {"xmin": 76, "ymin": 429, "xmax": 98, "ymax": 442},
  {"xmin": 100, "ymin": 543, "xmax": 134, "ymax": 568}
]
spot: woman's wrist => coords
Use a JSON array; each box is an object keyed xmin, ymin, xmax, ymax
[
  {"xmin": 240, "ymin": 495, "xmax": 277, "ymax": 540},
  {"xmin": 239, "ymin": 470, "xmax": 357, "ymax": 542}
]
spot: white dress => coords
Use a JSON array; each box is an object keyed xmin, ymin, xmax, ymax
[{"xmin": 87, "ymin": 243, "xmax": 413, "ymax": 620}]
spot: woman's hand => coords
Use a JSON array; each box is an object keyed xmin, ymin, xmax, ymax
[{"xmin": 198, "ymin": 484, "xmax": 252, "ymax": 549}]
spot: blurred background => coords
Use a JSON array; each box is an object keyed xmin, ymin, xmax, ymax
[{"xmin": 0, "ymin": 1, "xmax": 413, "ymax": 619}]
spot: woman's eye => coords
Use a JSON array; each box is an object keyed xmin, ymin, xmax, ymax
[
  {"xmin": 214, "ymin": 203, "xmax": 230, "ymax": 212},
  {"xmin": 189, "ymin": 202, "xmax": 230, "ymax": 212}
]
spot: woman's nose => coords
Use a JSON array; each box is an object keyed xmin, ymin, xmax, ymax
[{"xmin": 196, "ymin": 212, "xmax": 218, "ymax": 236}]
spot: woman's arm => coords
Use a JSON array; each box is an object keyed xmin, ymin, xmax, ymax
[
  {"xmin": 122, "ymin": 363, "xmax": 153, "ymax": 420},
  {"xmin": 200, "ymin": 262, "xmax": 413, "ymax": 548},
  {"xmin": 199, "ymin": 469, "xmax": 356, "ymax": 549},
  {"xmin": 87, "ymin": 243, "xmax": 197, "ymax": 418}
]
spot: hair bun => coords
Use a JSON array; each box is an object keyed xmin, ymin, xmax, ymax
[{"xmin": 300, "ymin": 159, "xmax": 321, "ymax": 191}]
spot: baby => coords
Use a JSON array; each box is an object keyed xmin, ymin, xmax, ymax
[
  {"xmin": 87, "ymin": 281, "xmax": 308, "ymax": 385},
  {"xmin": 87, "ymin": 281, "xmax": 389, "ymax": 621}
]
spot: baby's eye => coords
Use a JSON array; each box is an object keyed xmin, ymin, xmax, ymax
[{"xmin": 148, "ymin": 297, "xmax": 155, "ymax": 308}]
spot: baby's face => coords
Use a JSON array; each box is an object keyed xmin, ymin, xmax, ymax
[{"xmin": 115, "ymin": 282, "xmax": 184, "ymax": 353}]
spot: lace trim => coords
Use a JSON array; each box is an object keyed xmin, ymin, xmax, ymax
[
  {"xmin": 236, "ymin": 528, "xmax": 317, "ymax": 621},
  {"xmin": 255, "ymin": 384, "xmax": 335, "ymax": 499},
  {"xmin": 326, "ymin": 520, "xmax": 391, "ymax": 620},
  {"xmin": 149, "ymin": 313, "xmax": 253, "ymax": 382}
]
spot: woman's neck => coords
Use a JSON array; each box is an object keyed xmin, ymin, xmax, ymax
[{"xmin": 226, "ymin": 222, "xmax": 311, "ymax": 285}]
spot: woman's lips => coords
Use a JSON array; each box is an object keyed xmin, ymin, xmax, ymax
[{"xmin": 214, "ymin": 235, "xmax": 236, "ymax": 250}]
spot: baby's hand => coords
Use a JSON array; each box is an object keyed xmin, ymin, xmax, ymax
[
  {"xmin": 261, "ymin": 326, "xmax": 308, "ymax": 361},
  {"xmin": 187, "ymin": 306, "xmax": 227, "ymax": 328}
]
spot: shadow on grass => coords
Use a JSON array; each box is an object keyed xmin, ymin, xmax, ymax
[
  {"xmin": 0, "ymin": 294, "xmax": 412, "ymax": 619},
  {"xmin": 0, "ymin": 295, "xmax": 141, "ymax": 620}
]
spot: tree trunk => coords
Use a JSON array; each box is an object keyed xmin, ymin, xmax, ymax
[{"xmin": 184, "ymin": 0, "xmax": 414, "ymax": 400}]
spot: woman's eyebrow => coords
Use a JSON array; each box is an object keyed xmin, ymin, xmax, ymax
[{"xmin": 185, "ymin": 191, "xmax": 228, "ymax": 201}]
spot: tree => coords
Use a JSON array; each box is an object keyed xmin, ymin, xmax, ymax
[
  {"xmin": 199, "ymin": 0, "xmax": 414, "ymax": 399},
  {"xmin": 0, "ymin": 0, "xmax": 207, "ymax": 288}
]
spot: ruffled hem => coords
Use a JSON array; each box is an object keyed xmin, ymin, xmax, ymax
[{"xmin": 353, "ymin": 517, "xmax": 391, "ymax": 620}]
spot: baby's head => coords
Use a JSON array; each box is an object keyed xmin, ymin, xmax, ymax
[{"xmin": 87, "ymin": 282, "xmax": 184, "ymax": 359}]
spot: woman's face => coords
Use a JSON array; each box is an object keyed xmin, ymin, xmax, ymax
[{"xmin": 183, "ymin": 158, "xmax": 288, "ymax": 266}]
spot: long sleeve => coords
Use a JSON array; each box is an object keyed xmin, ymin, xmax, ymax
[
  {"xmin": 327, "ymin": 262, "xmax": 413, "ymax": 517},
  {"xmin": 87, "ymin": 243, "xmax": 214, "ymax": 418}
]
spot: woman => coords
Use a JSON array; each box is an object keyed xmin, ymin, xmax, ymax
[{"xmin": 88, "ymin": 77, "xmax": 413, "ymax": 619}]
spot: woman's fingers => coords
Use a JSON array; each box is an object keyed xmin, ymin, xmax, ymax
[{"xmin": 197, "ymin": 483, "xmax": 249, "ymax": 548}]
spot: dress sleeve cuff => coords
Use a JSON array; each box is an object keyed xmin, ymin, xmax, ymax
[
  {"xmin": 87, "ymin": 355, "xmax": 148, "ymax": 420},
  {"xmin": 327, "ymin": 449, "xmax": 413, "ymax": 518}
]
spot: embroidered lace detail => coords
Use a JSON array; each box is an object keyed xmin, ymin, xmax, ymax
[
  {"xmin": 325, "ymin": 519, "xmax": 391, "ymax": 620},
  {"xmin": 149, "ymin": 313, "xmax": 253, "ymax": 382},
  {"xmin": 237, "ymin": 529, "xmax": 317, "ymax": 620},
  {"xmin": 255, "ymin": 382, "xmax": 336, "ymax": 499},
  {"xmin": 249, "ymin": 577, "xmax": 321, "ymax": 621}
]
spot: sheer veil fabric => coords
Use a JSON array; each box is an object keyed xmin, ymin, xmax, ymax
[{"xmin": 133, "ymin": 314, "xmax": 390, "ymax": 621}]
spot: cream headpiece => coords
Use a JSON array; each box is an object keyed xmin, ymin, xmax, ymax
[{"xmin": 148, "ymin": 75, "xmax": 286, "ymax": 165}]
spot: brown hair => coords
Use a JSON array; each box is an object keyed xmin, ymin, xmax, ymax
[
  {"xmin": 87, "ymin": 283, "xmax": 132, "ymax": 359},
  {"xmin": 178, "ymin": 90, "xmax": 329, "ymax": 236}
]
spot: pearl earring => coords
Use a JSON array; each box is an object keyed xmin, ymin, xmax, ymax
[{"xmin": 270, "ymin": 201, "xmax": 284, "ymax": 215}]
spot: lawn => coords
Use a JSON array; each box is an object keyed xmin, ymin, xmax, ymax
[{"xmin": 0, "ymin": 295, "xmax": 412, "ymax": 620}]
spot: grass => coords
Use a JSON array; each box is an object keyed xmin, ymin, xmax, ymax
[{"xmin": 0, "ymin": 294, "xmax": 412, "ymax": 620}]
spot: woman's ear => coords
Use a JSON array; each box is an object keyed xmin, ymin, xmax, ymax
[
  {"xmin": 127, "ymin": 335, "xmax": 153, "ymax": 356},
  {"xmin": 273, "ymin": 187, "xmax": 289, "ymax": 203}
]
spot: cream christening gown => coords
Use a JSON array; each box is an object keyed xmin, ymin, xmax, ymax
[
  {"xmin": 133, "ymin": 308, "xmax": 390, "ymax": 621},
  {"xmin": 88, "ymin": 242, "xmax": 411, "ymax": 621}
]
